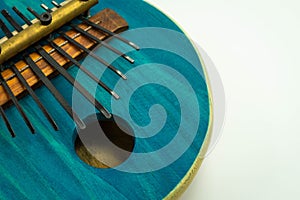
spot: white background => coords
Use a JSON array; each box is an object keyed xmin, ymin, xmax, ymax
[{"xmin": 147, "ymin": 0, "xmax": 300, "ymax": 199}]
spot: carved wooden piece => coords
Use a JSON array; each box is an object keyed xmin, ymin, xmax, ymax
[{"xmin": 0, "ymin": 9, "xmax": 128, "ymax": 106}]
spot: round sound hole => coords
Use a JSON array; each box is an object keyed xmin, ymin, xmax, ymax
[{"xmin": 74, "ymin": 115, "xmax": 135, "ymax": 168}]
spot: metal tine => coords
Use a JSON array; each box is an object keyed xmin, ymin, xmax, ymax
[
  {"xmin": 40, "ymin": 4, "xmax": 52, "ymax": 13},
  {"xmin": 51, "ymin": 1, "xmax": 140, "ymax": 50},
  {"xmin": 48, "ymin": 39, "xmax": 120, "ymax": 100},
  {"xmin": 39, "ymin": 3, "xmax": 127, "ymax": 80},
  {"xmin": 26, "ymin": 7, "xmax": 38, "ymax": 18},
  {"xmin": 10, "ymin": 63, "xmax": 59, "ymax": 131},
  {"xmin": 34, "ymin": 44, "xmax": 112, "ymax": 119},
  {"xmin": 69, "ymin": 24, "xmax": 135, "ymax": 64},
  {"xmin": 43, "ymin": 2, "xmax": 134, "ymax": 64},
  {"xmin": 79, "ymin": 17, "xmax": 140, "ymax": 51},
  {"xmin": 51, "ymin": 1, "xmax": 61, "ymax": 8},
  {"xmin": 12, "ymin": 6, "xmax": 32, "ymax": 26},
  {"xmin": 0, "ymin": 11, "xmax": 29, "ymax": 136},
  {"xmin": 2, "ymin": 9, "xmax": 58, "ymax": 130},
  {"xmin": 0, "ymin": 19, "xmax": 13, "ymax": 38},
  {"xmin": 58, "ymin": 31, "xmax": 127, "ymax": 80},
  {"xmin": 1, "ymin": 9, "xmax": 23, "ymax": 32},
  {"xmin": 12, "ymin": 4, "xmax": 86, "ymax": 129},
  {"xmin": 1, "ymin": 9, "xmax": 24, "ymax": 34},
  {"xmin": 0, "ymin": 105, "xmax": 16, "ymax": 137},
  {"xmin": 0, "ymin": 68, "xmax": 35, "ymax": 133},
  {"xmin": 24, "ymin": 55, "xmax": 86, "ymax": 130},
  {"xmin": 40, "ymin": 4, "xmax": 120, "ymax": 99}
]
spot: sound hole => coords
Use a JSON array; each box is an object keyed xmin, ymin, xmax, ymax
[{"xmin": 74, "ymin": 115, "xmax": 135, "ymax": 168}]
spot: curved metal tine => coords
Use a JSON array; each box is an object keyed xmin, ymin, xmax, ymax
[
  {"xmin": 58, "ymin": 31, "xmax": 127, "ymax": 80},
  {"xmin": 24, "ymin": 55, "xmax": 86, "ymax": 130},
  {"xmin": 51, "ymin": 0, "xmax": 139, "ymax": 50},
  {"xmin": 12, "ymin": 7, "xmax": 32, "ymax": 26},
  {"xmin": 80, "ymin": 17, "xmax": 140, "ymax": 50},
  {"xmin": 1, "ymin": 9, "xmax": 24, "ymax": 33},
  {"xmin": 1, "ymin": 10, "xmax": 23, "ymax": 32},
  {"xmin": 48, "ymin": 40, "xmax": 120, "ymax": 99},
  {"xmin": 40, "ymin": 3, "xmax": 123, "ymax": 96},
  {"xmin": 0, "ymin": 17, "xmax": 24, "ymax": 137},
  {"xmin": 39, "ymin": 3, "xmax": 119, "ymax": 99},
  {"xmin": 51, "ymin": 1, "xmax": 61, "ymax": 8},
  {"xmin": 10, "ymin": 7, "xmax": 92, "ymax": 127},
  {"xmin": 41, "ymin": 2, "xmax": 134, "ymax": 64},
  {"xmin": 0, "ymin": 105, "xmax": 16, "ymax": 137},
  {"xmin": 0, "ymin": 70, "xmax": 35, "ymax": 134},
  {"xmin": 40, "ymin": 3, "xmax": 120, "ymax": 99},
  {"xmin": 10, "ymin": 64, "xmax": 59, "ymax": 131},
  {"xmin": 40, "ymin": 3, "xmax": 128, "ymax": 79},
  {"xmin": 0, "ymin": 19, "xmax": 13, "ymax": 38},
  {"xmin": 69, "ymin": 24, "xmax": 134, "ymax": 63},
  {"xmin": 34, "ymin": 44, "xmax": 112, "ymax": 119},
  {"xmin": 40, "ymin": 4, "xmax": 52, "ymax": 13}
]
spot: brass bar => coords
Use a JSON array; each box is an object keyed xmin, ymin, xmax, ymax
[{"xmin": 0, "ymin": 0, "xmax": 98, "ymax": 64}]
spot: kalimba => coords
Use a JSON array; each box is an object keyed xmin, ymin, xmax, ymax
[{"xmin": 0, "ymin": 0, "xmax": 212, "ymax": 199}]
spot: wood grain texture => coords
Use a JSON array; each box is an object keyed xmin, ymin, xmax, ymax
[
  {"xmin": 0, "ymin": 8, "xmax": 128, "ymax": 106},
  {"xmin": 0, "ymin": 0, "xmax": 212, "ymax": 199}
]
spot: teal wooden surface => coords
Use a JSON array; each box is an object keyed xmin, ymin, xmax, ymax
[{"xmin": 0, "ymin": 0, "xmax": 210, "ymax": 199}]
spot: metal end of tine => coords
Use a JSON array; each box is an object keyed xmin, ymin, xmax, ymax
[
  {"xmin": 101, "ymin": 109, "xmax": 112, "ymax": 119},
  {"xmin": 80, "ymin": 18, "xmax": 140, "ymax": 51},
  {"xmin": 51, "ymin": 1, "xmax": 61, "ymax": 8},
  {"xmin": 129, "ymin": 41, "xmax": 140, "ymax": 51},
  {"xmin": 111, "ymin": 91, "xmax": 120, "ymax": 100},
  {"xmin": 124, "ymin": 55, "xmax": 135, "ymax": 64},
  {"xmin": 49, "ymin": 38, "xmax": 120, "ymax": 100},
  {"xmin": 77, "ymin": 118, "xmax": 86, "ymax": 130},
  {"xmin": 40, "ymin": 4, "xmax": 52, "ymax": 13},
  {"xmin": 117, "ymin": 70, "xmax": 127, "ymax": 80}
]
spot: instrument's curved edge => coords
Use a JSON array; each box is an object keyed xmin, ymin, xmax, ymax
[
  {"xmin": 165, "ymin": 50, "xmax": 214, "ymax": 200},
  {"xmin": 142, "ymin": 1, "xmax": 214, "ymax": 199}
]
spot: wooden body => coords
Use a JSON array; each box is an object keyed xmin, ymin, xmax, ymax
[{"xmin": 0, "ymin": 0, "xmax": 212, "ymax": 199}]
